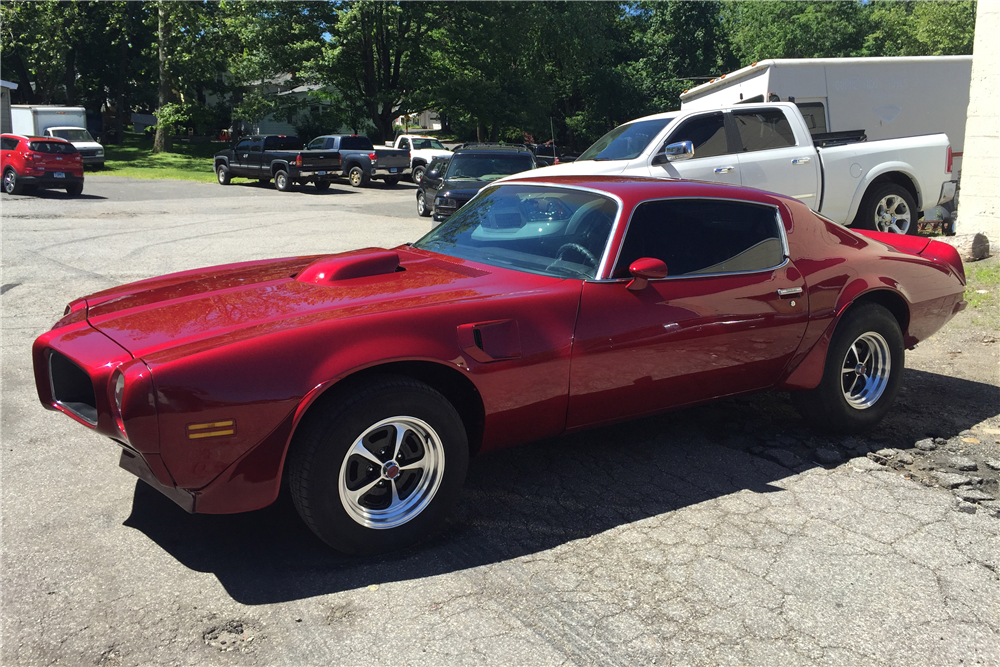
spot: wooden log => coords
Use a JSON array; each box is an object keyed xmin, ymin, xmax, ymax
[{"xmin": 934, "ymin": 233, "xmax": 991, "ymax": 262}]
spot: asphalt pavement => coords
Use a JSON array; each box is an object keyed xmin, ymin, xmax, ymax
[{"xmin": 2, "ymin": 176, "xmax": 998, "ymax": 666}]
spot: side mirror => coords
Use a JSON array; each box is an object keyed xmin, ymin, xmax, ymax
[
  {"xmin": 653, "ymin": 140, "xmax": 694, "ymax": 165},
  {"xmin": 626, "ymin": 257, "xmax": 668, "ymax": 291}
]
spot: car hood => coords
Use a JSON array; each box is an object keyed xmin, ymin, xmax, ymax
[{"xmin": 81, "ymin": 247, "xmax": 556, "ymax": 361}]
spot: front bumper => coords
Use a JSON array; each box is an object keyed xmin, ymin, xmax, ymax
[{"xmin": 82, "ymin": 155, "xmax": 105, "ymax": 166}]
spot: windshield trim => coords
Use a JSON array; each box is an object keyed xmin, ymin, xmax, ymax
[{"xmin": 418, "ymin": 181, "xmax": 625, "ymax": 280}]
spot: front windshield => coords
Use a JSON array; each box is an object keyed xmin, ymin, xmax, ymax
[
  {"xmin": 414, "ymin": 185, "xmax": 619, "ymax": 280},
  {"xmin": 577, "ymin": 117, "xmax": 674, "ymax": 161},
  {"xmin": 50, "ymin": 129, "xmax": 95, "ymax": 142},
  {"xmin": 445, "ymin": 153, "xmax": 535, "ymax": 181},
  {"xmin": 412, "ymin": 138, "xmax": 445, "ymax": 150}
]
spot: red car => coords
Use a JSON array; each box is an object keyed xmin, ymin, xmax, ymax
[
  {"xmin": 32, "ymin": 176, "xmax": 966, "ymax": 554},
  {"xmin": 1, "ymin": 133, "xmax": 85, "ymax": 196}
]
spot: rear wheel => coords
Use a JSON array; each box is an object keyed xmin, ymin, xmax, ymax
[
  {"xmin": 384, "ymin": 176, "xmax": 399, "ymax": 187},
  {"xmin": 348, "ymin": 166, "xmax": 370, "ymax": 188},
  {"xmin": 3, "ymin": 168, "xmax": 23, "ymax": 195},
  {"xmin": 314, "ymin": 180, "xmax": 331, "ymax": 191},
  {"xmin": 416, "ymin": 191, "xmax": 432, "ymax": 217},
  {"xmin": 287, "ymin": 375, "xmax": 469, "ymax": 555},
  {"xmin": 274, "ymin": 170, "xmax": 291, "ymax": 192},
  {"xmin": 216, "ymin": 164, "xmax": 231, "ymax": 185},
  {"xmin": 66, "ymin": 183, "xmax": 83, "ymax": 197},
  {"xmin": 855, "ymin": 183, "xmax": 918, "ymax": 235},
  {"xmin": 792, "ymin": 303, "xmax": 904, "ymax": 433}
]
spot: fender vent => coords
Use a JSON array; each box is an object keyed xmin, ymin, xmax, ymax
[{"xmin": 48, "ymin": 350, "xmax": 97, "ymax": 424}]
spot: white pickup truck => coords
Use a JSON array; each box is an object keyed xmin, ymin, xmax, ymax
[
  {"xmin": 385, "ymin": 134, "xmax": 453, "ymax": 184},
  {"xmin": 521, "ymin": 102, "xmax": 956, "ymax": 234}
]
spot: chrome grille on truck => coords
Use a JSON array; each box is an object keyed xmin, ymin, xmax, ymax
[{"xmin": 48, "ymin": 350, "xmax": 98, "ymax": 424}]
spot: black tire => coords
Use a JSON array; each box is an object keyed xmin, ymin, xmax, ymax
[
  {"xmin": 314, "ymin": 180, "xmax": 331, "ymax": 191},
  {"xmin": 347, "ymin": 165, "xmax": 370, "ymax": 188},
  {"xmin": 384, "ymin": 176, "xmax": 400, "ymax": 187},
  {"xmin": 274, "ymin": 169, "xmax": 291, "ymax": 192},
  {"xmin": 258, "ymin": 178, "xmax": 270, "ymax": 185},
  {"xmin": 287, "ymin": 375, "xmax": 469, "ymax": 555},
  {"xmin": 411, "ymin": 165, "xmax": 426, "ymax": 185},
  {"xmin": 792, "ymin": 303, "xmax": 904, "ymax": 434},
  {"xmin": 216, "ymin": 164, "xmax": 231, "ymax": 185},
  {"xmin": 65, "ymin": 183, "xmax": 83, "ymax": 197},
  {"xmin": 416, "ymin": 190, "xmax": 432, "ymax": 217},
  {"xmin": 3, "ymin": 168, "xmax": 23, "ymax": 195},
  {"xmin": 853, "ymin": 183, "xmax": 918, "ymax": 235}
]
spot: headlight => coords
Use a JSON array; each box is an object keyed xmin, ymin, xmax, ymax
[
  {"xmin": 436, "ymin": 197, "xmax": 457, "ymax": 208},
  {"xmin": 111, "ymin": 370, "xmax": 126, "ymax": 435},
  {"xmin": 96, "ymin": 149, "xmax": 104, "ymax": 156}
]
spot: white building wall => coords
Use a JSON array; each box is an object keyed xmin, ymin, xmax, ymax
[{"xmin": 959, "ymin": 2, "xmax": 999, "ymax": 240}]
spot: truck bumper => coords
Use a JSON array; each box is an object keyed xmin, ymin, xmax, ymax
[{"xmin": 937, "ymin": 180, "xmax": 957, "ymax": 206}]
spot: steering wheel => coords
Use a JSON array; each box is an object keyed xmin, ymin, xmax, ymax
[{"xmin": 553, "ymin": 243, "xmax": 598, "ymax": 267}]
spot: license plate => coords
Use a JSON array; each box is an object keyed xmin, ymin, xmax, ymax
[
  {"xmin": 389, "ymin": 168, "xmax": 398, "ymax": 173},
  {"xmin": 318, "ymin": 171, "xmax": 326, "ymax": 176},
  {"xmin": 54, "ymin": 172, "xmax": 65, "ymax": 178}
]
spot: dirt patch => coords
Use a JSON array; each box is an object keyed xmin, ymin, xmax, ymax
[{"xmin": 203, "ymin": 619, "xmax": 262, "ymax": 653}]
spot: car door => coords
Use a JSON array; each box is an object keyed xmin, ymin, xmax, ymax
[
  {"xmin": 567, "ymin": 197, "xmax": 809, "ymax": 429},
  {"xmin": 731, "ymin": 107, "xmax": 820, "ymax": 205},
  {"xmin": 1, "ymin": 136, "xmax": 18, "ymax": 171},
  {"xmin": 231, "ymin": 138, "xmax": 252, "ymax": 175},
  {"xmin": 247, "ymin": 137, "xmax": 265, "ymax": 177},
  {"xmin": 646, "ymin": 111, "xmax": 741, "ymax": 185}
]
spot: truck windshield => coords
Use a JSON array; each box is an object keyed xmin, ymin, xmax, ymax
[
  {"xmin": 49, "ymin": 129, "xmax": 95, "ymax": 142},
  {"xmin": 445, "ymin": 154, "xmax": 535, "ymax": 181},
  {"xmin": 412, "ymin": 138, "xmax": 445, "ymax": 150},
  {"xmin": 577, "ymin": 117, "xmax": 674, "ymax": 161}
]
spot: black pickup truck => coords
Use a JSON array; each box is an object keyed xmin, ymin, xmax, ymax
[
  {"xmin": 304, "ymin": 135, "xmax": 409, "ymax": 187},
  {"xmin": 214, "ymin": 135, "xmax": 341, "ymax": 191}
]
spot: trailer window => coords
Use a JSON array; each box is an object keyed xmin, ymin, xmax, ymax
[
  {"xmin": 794, "ymin": 102, "xmax": 827, "ymax": 135},
  {"xmin": 732, "ymin": 109, "xmax": 796, "ymax": 152}
]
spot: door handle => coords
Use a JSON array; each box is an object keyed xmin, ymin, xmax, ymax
[
  {"xmin": 791, "ymin": 157, "xmax": 811, "ymax": 164},
  {"xmin": 714, "ymin": 166, "xmax": 735, "ymax": 174},
  {"xmin": 777, "ymin": 287, "xmax": 803, "ymax": 297}
]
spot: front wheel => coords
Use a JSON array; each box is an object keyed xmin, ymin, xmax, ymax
[
  {"xmin": 348, "ymin": 166, "xmax": 370, "ymax": 188},
  {"xmin": 216, "ymin": 164, "xmax": 231, "ymax": 185},
  {"xmin": 287, "ymin": 375, "xmax": 469, "ymax": 555},
  {"xmin": 274, "ymin": 170, "xmax": 291, "ymax": 192},
  {"xmin": 3, "ymin": 168, "xmax": 23, "ymax": 195},
  {"xmin": 411, "ymin": 165, "xmax": 425, "ymax": 185},
  {"xmin": 855, "ymin": 184, "xmax": 918, "ymax": 235},
  {"xmin": 792, "ymin": 303, "xmax": 904, "ymax": 433},
  {"xmin": 416, "ymin": 190, "xmax": 431, "ymax": 217}
]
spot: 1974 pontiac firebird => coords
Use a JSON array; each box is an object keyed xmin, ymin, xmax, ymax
[{"xmin": 33, "ymin": 176, "xmax": 967, "ymax": 554}]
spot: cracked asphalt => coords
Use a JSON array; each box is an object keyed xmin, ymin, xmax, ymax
[{"xmin": 2, "ymin": 177, "xmax": 998, "ymax": 666}]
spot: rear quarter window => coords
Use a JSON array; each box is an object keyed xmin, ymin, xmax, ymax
[
  {"xmin": 1, "ymin": 137, "xmax": 19, "ymax": 150},
  {"xmin": 28, "ymin": 141, "xmax": 78, "ymax": 154},
  {"xmin": 339, "ymin": 136, "xmax": 374, "ymax": 151}
]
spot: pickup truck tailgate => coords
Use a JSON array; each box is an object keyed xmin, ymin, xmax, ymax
[
  {"xmin": 375, "ymin": 149, "xmax": 409, "ymax": 170},
  {"xmin": 300, "ymin": 150, "xmax": 340, "ymax": 170}
]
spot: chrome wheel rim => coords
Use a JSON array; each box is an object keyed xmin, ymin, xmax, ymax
[
  {"xmin": 841, "ymin": 332, "xmax": 891, "ymax": 409},
  {"xmin": 413, "ymin": 168, "xmax": 424, "ymax": 185},
  {"xmin": 874, "ymin": 194, "xmax": 911, "ymax": 234},
  {"xmin": 4, "ymin": 170, "xmax": 14, "ymax": 193},
  {"xmin": 276, "ymin": 173, "xmax": 287, "ymax": 189},
  {"xmin": 338, "ymin": 416, "xmax": 445, "ymax": 529},
  {"xmin": 217, "ymin": 168, "xmax": 226, "ymax": 184},
  {"xmin": 416, "ymin": 192, "xmax": 426, "ymax": 215},
  {"xmin": 349, "ymin": 169, "xmax": 361, "ymax": 186}
]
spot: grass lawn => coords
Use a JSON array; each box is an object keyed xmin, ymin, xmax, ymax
[{"xmin": 102, "ymin": 133, "xmax": 224, "ymax": 183}]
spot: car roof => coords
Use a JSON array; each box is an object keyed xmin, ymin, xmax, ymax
[
  {"xmin": 490, "ymin": 174, "xmax": 801, "ymax": 209},
  {"xmin": 1, "ymin": 133, "xmax": 72, "ymax": 143},
  {"xmin": 453, "ymin": 143, "xmax": 533, "ymax": 155}
]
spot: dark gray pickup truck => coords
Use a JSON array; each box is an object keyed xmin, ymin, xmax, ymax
[
  {"xmin": 214, "ymin": 135, "xmax": 341, "ymax": 191},
  {"xmin": 305, "ymin": 134, "xmax": 409, "ymax": 187}
]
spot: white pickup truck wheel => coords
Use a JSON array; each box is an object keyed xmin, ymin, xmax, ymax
[{"xmin": 855, "ymin": 184, "xmax": 918, "ymax": 235}]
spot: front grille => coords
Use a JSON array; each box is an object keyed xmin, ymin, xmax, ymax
[
  {"xmin": 79, "ymin": 149, "xmax": 99, "ymax": 157},
  {"xmin": 49, "ymin": 350, "xmax": 98, "ymax": 424}
]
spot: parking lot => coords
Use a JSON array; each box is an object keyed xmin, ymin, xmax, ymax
[{"xmin": 2, "ymin": 176, "xmax": 998, "ymax": 666}]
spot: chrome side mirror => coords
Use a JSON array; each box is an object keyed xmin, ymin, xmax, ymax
[
  {"xmin": 663, "ymin": 140, "xmax": 694, "ymax": 162},
  {"xmin": 626, "ymin": 257, "xmax": 668, "ymax": 291}
]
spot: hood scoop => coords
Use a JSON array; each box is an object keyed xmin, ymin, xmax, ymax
[{"xmin": 295, "ymin": 250, "xmax": 401, "ymax": 285}]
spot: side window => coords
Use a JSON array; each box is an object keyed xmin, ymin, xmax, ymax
[
  {"xmin": 1, "ymin": 137, "xmax": 18, "ymax": 150},
  {"xmin": 665, "ymin": 112, "xmax": 728, "ymax": 159},
  {"xmin": 235, "ymin": 139, "xmax": 251, "ymax": 152},
  {"xmin": 732, "ymin": 108, "xmax": 797, "ymax": 152},
  {"xmin": 250, "ymin": 140, "xmax": 263, "ymax": 153},
  {"xmin": 613, "ymin": 199, "xmax": 784, "ymax": 278},
  {"xmin": 399, "ymin": 138, "xmax": 410, "ymax": 150},
  {"xmin": 308, "ymin": 137, "xmax": 325, "ymax": 150},
  {"xmin": 795, "ymin": 102, "xmax": 828, "ymax": 135}
]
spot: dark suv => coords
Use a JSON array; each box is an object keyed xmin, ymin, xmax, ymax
[{"xmin": 416, "ymin": 144, "xmax": 536, "ymax": 222}]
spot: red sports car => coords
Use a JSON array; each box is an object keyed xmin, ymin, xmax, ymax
[{"xmin": 33, "ymin": 176, "xmax": 966, "ymax": 554}]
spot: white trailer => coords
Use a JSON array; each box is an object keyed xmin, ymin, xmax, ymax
[{"xmin": 679, "ymin": 56, "xmax": 972, "ymax": 180}]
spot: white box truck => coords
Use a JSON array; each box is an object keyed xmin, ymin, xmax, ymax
[{"xmin": 10, "ymin": 105, "xmax": 104, "ymax": 167}]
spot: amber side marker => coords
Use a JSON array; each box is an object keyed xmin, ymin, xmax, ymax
[{"xmin": 187, "ymin": 420, "xmax": 236, "ymax": 439}]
